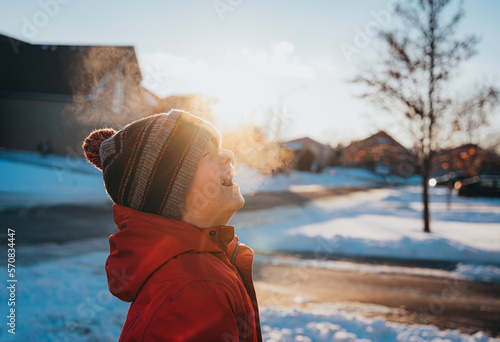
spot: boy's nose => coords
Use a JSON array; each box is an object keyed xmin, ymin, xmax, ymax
[{"xmin": 219, "ymin": 149, "xmax": 234, "ymax": 165}]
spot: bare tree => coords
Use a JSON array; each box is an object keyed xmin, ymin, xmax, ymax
[
  {"xmin": 352, "ymin": 0, "xmax": 498, "ymax": 233},
  {"xmin": 451, "ymin": 85, "xmax": 499, "ymax": 146}
]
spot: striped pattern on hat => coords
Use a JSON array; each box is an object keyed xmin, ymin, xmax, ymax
[{"xmin": 94, "ymin": 110, "xmax": 220, "ymax": 220}]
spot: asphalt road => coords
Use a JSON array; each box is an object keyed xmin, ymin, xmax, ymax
[{"xmin": 254, "ymin": 262, "xmax": 500, "ymax": 338}]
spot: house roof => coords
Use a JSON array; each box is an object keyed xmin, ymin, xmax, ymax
[
  {"xmin": 346, "ymin": 131, "xmax": 409, "ymax": 151},
  {"xmin": 0, "ymin": 33, "xmax": 142, "ymax": 99},
  {"xmin": 142, "ymin": 87, "xmax": 160, "ymax": 107},
  {"xmin": 435, "ymin": 143, "xmax": 482, "ymax": 155},
  {"xmin": 285, "ymin": 136, "xmax": 332, "ymax": 150}
]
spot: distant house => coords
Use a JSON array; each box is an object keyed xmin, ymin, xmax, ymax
[
  {"xmin": 285, "ymin": 137, "xmax": 336, "ymax": 172},
  {"xmin": 0, "ymin": 33, "xmax": 155, "ymax": 155},
  {"xmin": 343, "ymin": 131, "xmax": 414, "ymax": 176},
  {"xmin": 432, "ymin": 144, "xmax": 500, "ymax": 177}
]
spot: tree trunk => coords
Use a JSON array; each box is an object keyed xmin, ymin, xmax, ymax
[{"xmin": 422, "ymin": 157, "xmax": 431, "ymax": 233}]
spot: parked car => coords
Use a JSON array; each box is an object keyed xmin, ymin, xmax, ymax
[
  {"xmin": 457, "ymin": 175, "xmax": 500, "ymax": 198},
  {"xmin": 428, "ymin": 171, "xmax": 467, "ymax": 188}
]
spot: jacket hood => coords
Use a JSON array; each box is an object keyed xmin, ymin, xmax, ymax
[{"xmin": 106, "ymin": 204, "xmax": 238, "ymax": 302}]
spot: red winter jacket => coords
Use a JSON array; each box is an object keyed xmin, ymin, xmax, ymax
[{"xmin": 106, "ymin": 204, "xmax": 262, "ymax": 342}]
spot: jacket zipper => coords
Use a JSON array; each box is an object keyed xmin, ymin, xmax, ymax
[{"xmin": 230, "ymin": 236, "xmax": 239, "ymax": 264}]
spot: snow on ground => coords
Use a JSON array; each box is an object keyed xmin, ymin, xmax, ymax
[
  {"xmin": 233, "ymin": 185, "xmax": 500, "ymax": 267},
  {"xmin": 0, "ymin": 150, "xmax": 110, "ymax": 210},
  {"xmin": 260, "ymin": 305, "xmax": 497, "ymax": 342},
  {"xmin": 1, "ymin": 250, "xmax": 498, "ymax": 342},
  {"xmin": 0, "ymin": 251, "xmax": 128, "ymax": 341},
  {"xmin": 454, "ymin": 263, "xmax": 500, "ymax": 283}
]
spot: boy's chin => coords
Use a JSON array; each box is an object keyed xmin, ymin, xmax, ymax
[{"xmin": 228, "ymin": 192, "xmax": 245, "ymax": 214}]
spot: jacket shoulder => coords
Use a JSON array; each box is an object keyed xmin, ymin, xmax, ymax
[
  {"xmin": 156, "ymin": 252, "xmax": 241, "ymax": 288},
  {"xmin": 132, "ymin": 252, "xmax": 246, "ymax": 315}
]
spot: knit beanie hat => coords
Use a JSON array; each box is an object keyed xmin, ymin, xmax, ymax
[{"xmin": 82, "ymin": 110, "xmax": 221, "ymax": 220}]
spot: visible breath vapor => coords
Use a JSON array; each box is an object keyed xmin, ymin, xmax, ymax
[
  {"xmin": 222, "ymin": 124, "xmax": 294, "ymax": 191},
  {"xmin": 62, "ymin": 46, "xmax": 151, "ymax": 130}
]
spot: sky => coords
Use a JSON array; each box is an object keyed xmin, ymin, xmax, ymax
[{"xmin": 1, "ymin": 0, "xmax": 499, "ymax": 147}]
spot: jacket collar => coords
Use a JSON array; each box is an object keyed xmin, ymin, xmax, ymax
[{"xmin": 107, "ymin": 204, "xmax": 237, "ymax": 302}]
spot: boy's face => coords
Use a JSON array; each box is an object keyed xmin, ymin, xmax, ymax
[{"xmin": 182, "ymin": 140, "xmax": 244, "ymax": 226}]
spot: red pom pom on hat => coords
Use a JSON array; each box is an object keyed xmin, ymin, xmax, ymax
[{"xmin": 83, "ymin": 128, "xmax": 117, "ymax": 170}]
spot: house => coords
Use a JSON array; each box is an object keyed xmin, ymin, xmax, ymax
[
  {"xmin": 0, "ymin": 32, "xmax": 155, "ymax": 155},
  {"xmin": 284, "ymin": 137, "xmax": 336, "ymax": 172},
  {"xmin": 343, "ymin": 131, "xmax": 415, "ymax": 176},
  {"xmin": 432, "ymin": 144, "xmax": 500, "ymax": 177}
]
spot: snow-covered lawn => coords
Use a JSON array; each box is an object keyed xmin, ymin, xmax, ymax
[
  {"xmin": 0, "ymin": 150, "xmax": 109, "ymax": 209},
  {"xmin": 1, "ymin": 249, "xmax": 498, "ymax": 342},
  {"xmin": 261, "ymin": 305, "xmax": 496, "ymax": 342},
  {"xmin": 233, "ymin": 185, "xmax": 500, "ymax": 268}
]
